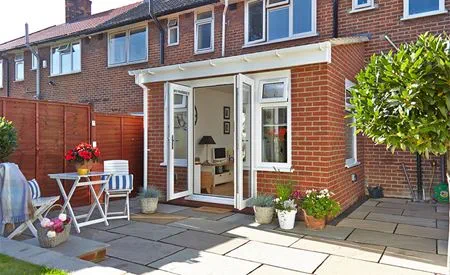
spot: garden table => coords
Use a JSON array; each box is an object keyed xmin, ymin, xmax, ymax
[{"xmin": 48, "ymin": 172, "xmax": 112, "ymax": 233}]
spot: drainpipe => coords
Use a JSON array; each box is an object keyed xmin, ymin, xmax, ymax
[
  {"xmin": 222, "ymin": 0, "xmax": 229, "ymax": 56},
  {"xmin": 149, "ymin": 0, "xmax": 165, "ymax": 64},
  {"xmin": 332, "ymin": 0, "xmax": 339, "ymax": 38},
  {"xmin": 25, "ymin": 23, "xmax": 40, "ymax": 99}
]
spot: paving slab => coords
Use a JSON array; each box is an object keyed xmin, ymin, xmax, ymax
[
  {"xmin": 366, "ymin": 213, "xmax": 436, "ymax": 228},
  {"xmin": 395, "ymin": 224, "xmax": 448, "ymax": 240},
  {"xmin": 88, "ymin": 219, "xmax": 133, "ymax": 231},
  {"xmin": 72, "ymin": 227, "xmax": 125, "ymax": 243},
  {"xmin": 402, "ymin": 209, "xmax": 449, "ymax": 220},
  {"xmin": 168, "ymin": 217, "xmax": 238, "ymax": 234},
  {"xmin": 362, "ymin": 200, "xmax": 379, "ymax": 207},
  {"xmin": 356, "ymin": 205, "xmax": 404, "ymax": 215},
  {"xmin": 437, "ymin": 220, "xmax": 449, "ymax": 229},
  {"xmin": 378, "ymin": 202, "xmax": 436, "ymax": 211},
  {"xmin": 108, "ymin": 221, "xmax": 186, "ymax": 241},
  {"xmin": 107, "ymin": 236, "xmax": 184, "ymax": 265},
  {"xmin": 99, "ymin": 257, "xmax": 161, "ymax": 275},
  {"xmin": 172, "ymin": 208, "xmax": 234, "ymax": 220},
  {"xmin": 291, "ymin": 236, "xmax": 384, "ymax": 262},
  {"xmin": 160, "ymin": 230, "xmax": 248, "ymax": 255},
  {"xmin": 226, "ymin": 240, "xmax": 328, "ymax": 273},
  {"xmin": 380, "ymin": 247, "xmax": 447, "ymax": 274},
  {"xmin": 157, "ymin": 203, "xmax": 189, "ymax": 214},
  {"xmin": 149, "ymin": 248, "xmax": 259, "ymax": 275},
  {"xmin": 131, "ymin": 213, "xmax": 188, "ymax": 225},
  {"xmin": 372, "ymin": 198, "xmax": 409, "ymax": 204},
  {"xmin": 249, "ymin": 265, "xmax": 308, "ymax": 275},
  {"xmin": 315, "ymin": 255, "xmax": 432, "ymax": 275},
  {"xmin": 224, "ymin": 226, "xmax": 299, "ymax": 246},
  {"xmin": 438, "ymin": 240, "xmax": 448, "ymax": 255},
  {"xmin": 346, "ymin": 211, "xmax": 369, "ymax": 219},
  {"xmin": 278, "ymin": 222, "xmax": 354, "ymax": 240},
  {"xmin": 219, "ymin": 213, "xmax": 278, "ymax": 230},
  {"xmin": 337, "ymin": 218, "xmax": 396, "ymax": 233},
  {"xmin": 347, "ymin": 229, "xmax": 436, "ymax": 253},
  {"xmin": 436, "ymin": 205, "xmax": 449, "ymax": 213}
]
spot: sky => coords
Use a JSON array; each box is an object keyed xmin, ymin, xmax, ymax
[{"xmin": 0, "ymin": 0, "xmax": 140, "ymax": 44}]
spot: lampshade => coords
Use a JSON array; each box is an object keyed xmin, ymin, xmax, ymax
[{"xmin": 199, "ymin": 136, "xmax": 216, "ymax": 145}]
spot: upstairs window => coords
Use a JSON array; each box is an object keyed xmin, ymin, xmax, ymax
[
  {"xmin": 15, "ymin": 53, "xmax": 24, "ymax": 81},
  {"xmin": 51, "ymin": 42, "xmax": 81, "ymax": 76},
  {"xmin": 108, "ymin": 27, "xmax": 148, "ymax": 66},
  {"xmin": 404, "ymin": 0, "xmax": 446, "ymax": 19},
  {"xmin": 195, "ymin": 10, "xmax": 214, "ymax": 53},
  {"xmin": 345, "ymin": 79, "xmax": 358, "ymax": 168},
  {"xmin": 31, "ymin": 52, "xmax": 38, "ymax": 70},
  {"xmin": 168, "ymin": 18, "xmax": 179, "ymax": 46},
  {"xmin": 352, "ymin": 0, "xmax": 374, "ymax": 10},
  {"xmin": 245, "ymin": 0, "xmax": 316, "ymax": 45},
  {"xmin": 0, "ymin": 60, "xmax": 3, "ymax": 88}
]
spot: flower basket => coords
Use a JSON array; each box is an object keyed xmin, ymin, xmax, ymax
[
  {"xmin": 65, "ymin": 143, "xmax": 100, "ymax": 175},
  {"xmin": 37, "ymin": 204, "xmax": 71, "ymax": 248},
  {"xmin": 302, "ymin": 209, "xmax": 326, "ymax": 230}
]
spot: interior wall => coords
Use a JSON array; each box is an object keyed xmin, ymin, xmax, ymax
[{"xmin": 194, "ymin": 85, "xmax": 234, "ymax": 162}]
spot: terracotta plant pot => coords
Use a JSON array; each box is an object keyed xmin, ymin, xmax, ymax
[
  {"xmin": 302, "ymin": 209, "xmax": 326, "ymax": 230},
  {"xmin": 253, "ymin": 206, "xmax": 274, "ymax": 224},
  {"xmin": 75, "ymin": 160, "xmax": 94, "ymax": 175}
]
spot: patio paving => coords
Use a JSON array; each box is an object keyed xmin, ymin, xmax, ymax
[
  {"xmin": 168, "ymin": 217, "xmax": 239, "ymax": 234},
  {"xmin": 279, "ymin": 222, "xmax": 354, "ymax": 240},
  {"xmin": 380, "ymin": 247, "xmax": 447, "ymax": 274},
  {"xmin": 365, "ymin": 212, "xmax": 437, "ymax": 227},
  {"xmin": 224, "ymin": 225, "xmax": 299, "ymax": 246},
  {"xmin": 108, "ymin": 221, "xmax": 186, "ymax": 241},
  {"xmin": 249, "ymin": 265, "xmax": 308, "ymax": 275}
]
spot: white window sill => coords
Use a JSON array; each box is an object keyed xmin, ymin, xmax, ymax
[
  {"xmin": 349, "ymin": 5, "xmax": 377, "ymax": 13},
  {"xmin": 401, "ymin": 9, "xmax": 448, "ymax": 21},
  {"xmin": 168, "ymin": 43, "xmax": 179, "ymax": 47},
  {"xmin": 194, "ymin": 49, "xmax": 214, "ymax": 55},
  {"xmin": 14, "ymin": 79, "xmax": 24, "ymax": 83},
  {"xmin": 256, "ymin": 165, "xmax": 293, "ymax": 173},
  {"xmin": 345, "ymin": 161, "xmax": 361, "ymax": 169},
  {"xmin": 49, "ymin": 71, "xmax": 81, "ymax": 78},
  {"xmin": 108, "ymin": 59, "xmax": 148, "ymax": 68},
  {"xmin": 243, "ymin": 33, "xmax": 319, "ymax": 49}
]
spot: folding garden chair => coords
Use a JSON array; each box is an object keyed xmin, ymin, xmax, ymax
[
  {"xmin": 103, "ymin": 160, "xmax": 134, "ymax": 221},
  {"xmin": 7, "ymin": 179, "xmax": 59, "ymax": 239}
]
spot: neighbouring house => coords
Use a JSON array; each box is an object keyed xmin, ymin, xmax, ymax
[{"xmin": 0, "ymin": 0, "xmax": 448, "ymax": 210}]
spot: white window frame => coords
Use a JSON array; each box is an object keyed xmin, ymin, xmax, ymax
[
  {"xmin": 345, "ymin": 79, "xmax": 358, "ymax": 168},
  {"xmin": 167, "ymin": 17, "xmax": 180, "ymax": 46},
  {"xmin": 403, "ymin": 0, "xmax": 446, "ymax": 20},
  {"xmin": 267, "ymin": 0, "xmax": 290, "ymax": 8},
  {"xmin": 31, "ymin": 51, "xmax": 38, "ymax": 71},
  {"xmin": 107, "ymin": 25, "xmax": 148, "ymax": 67},
  {"xmin": 194, "ymin": 8, "xmax": 214, "ymax": 54},
  {"xmin": 352, "ymin": 0, "xmax": 374, "ymax": 10},
  {"xmin": 259, "ymin": 78, "xmax": 289, "ymax": 103},
  {"xmin": 244, "ymin": 0, "xmax": 317, "ymax": 46},
  {"xmin": 0, "ymin": 60, "xmax": 3, "ymax": 88},
  {"xmin": 50, "ymin": 41, "xmax": 81, "ymax": 76},
  {"xmin": 14, "ymin": 53, "xmax": 24, "ymax": 82}
]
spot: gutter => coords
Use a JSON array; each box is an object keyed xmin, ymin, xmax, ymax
[
  {"xmin": 149, "ymin": 0, "xmax": 165, "ymax": 64},
  {"xmin": 221, "ymin": 0, "xmax": 229, "ymax": 57}
]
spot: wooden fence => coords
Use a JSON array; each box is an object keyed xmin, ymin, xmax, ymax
[{"xmin": 0, "ymin": 98, "xmax": 143, "ymax": 206}]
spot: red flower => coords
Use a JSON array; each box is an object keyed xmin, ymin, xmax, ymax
[{"xmin": 94, "ymin": 148, "xmax": 100, "ymax": 157}]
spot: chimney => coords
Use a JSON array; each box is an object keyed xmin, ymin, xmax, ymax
[{"xmin": 65, "ymin": 0, "xmax": 92, "ymax": 23}]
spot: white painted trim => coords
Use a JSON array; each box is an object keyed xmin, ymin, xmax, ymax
[
  {"xmin": 130, "ymin": 42, "xmax": 331, "ymax": 84},
  {"xmin": 14, "ymin": 53, "xmax": 24, "ymax": 82},
  {"xmin": 345, "ymin": 79, "xmax": 358, "ymax": 168},
  {"xmin": 107, "ymin": 25, "xmax": 148, "ymax": 67},
  {"xmin": 167, "ymin": 17, "xmax": 180, "ymax": 46},
  {"xmin": 245, "ymin": 0, "xmax": 266, "ymax": 45},
  {"xmin": 267, "ymin": 0, "xmax": 290, "ymax": 8},
  {"xmin": 243, "ymin": 32, "xmax": 319, "ymax": 48},
  {"xmin": 194, "ymin": 8, "xmax": 215, "ymax": 54},
  {"xmin": 185, "ymin": 194, "xmax": 235, "ymax": 205},
  {"xmin": 349, "ymin": 5, "xmax": 377, "ymax": 13},
  {"xmin": 49, "ymin": 40, "xmax": 82, "ymax": 77},
  {"xmin": 402, "ymin": 0, "xmax": 446, "ymax": 20},
  {"xmin": 352, "ymin": 0, "xmax": 374, "ymax": 11}
]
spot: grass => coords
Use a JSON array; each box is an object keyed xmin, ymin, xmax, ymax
[{"xmin": 0, "ymin": 254, "xmax": 67, "ymax": 275}]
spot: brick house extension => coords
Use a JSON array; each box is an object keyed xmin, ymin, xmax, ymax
[{"xmin": 0, "ymin": 0, "xmax": 448, "ymax": 210}]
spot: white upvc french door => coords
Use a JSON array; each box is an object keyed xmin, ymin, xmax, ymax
[
  {"xmin": 234, "ymin": 74, "xmax": 257, "ymax": 210},
  {"xmin": 166, "ymin": 82, "xmax": 194, "ymax": 200}
]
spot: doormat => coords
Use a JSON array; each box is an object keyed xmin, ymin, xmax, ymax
[
  {"xmin": 194, "ymin": 206, "xmax": 232, "ymax": 214},
  {"xmin": 131, "ymin": 213, "xmax": 187, "ymax": 225}
]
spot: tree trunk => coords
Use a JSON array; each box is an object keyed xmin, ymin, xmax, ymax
[{"xmin": 446, "ymin": 151, "xmax": 450, "ymax": 274}]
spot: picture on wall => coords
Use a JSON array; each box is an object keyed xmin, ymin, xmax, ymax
[
  {"xmin": 224, "ymin": 121, "xmax": 230, "ymax": 135},
  {"xmin": 223, "ymin": 106, "xmax": 230, "ymax": 119}
]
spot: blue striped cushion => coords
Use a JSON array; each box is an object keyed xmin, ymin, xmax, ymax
[
  {"xmin": 28, "ymin": 179, "xmax": 41, "ymax": 199},
  {"xmin": 102, "ymin": 174, "xmax": 133, "ymax": 191}
]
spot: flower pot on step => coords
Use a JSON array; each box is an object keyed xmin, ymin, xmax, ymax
[
  {"xmin": 302, "ymin": 209, "xmax": 326, "ymax": 230},
  {"xmin": 276, "ymin": 209, "xmax": 297, "ymax": 230},
  {"xmin": 140, "ymin": 197, "xmax": 158, "ymax": 214},
  {"xmin": 253, "ymin": 206, "xmax": 274, "ymax": 224}
]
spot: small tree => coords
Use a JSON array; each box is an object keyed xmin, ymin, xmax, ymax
[
  {"xmin": 350, "ymin": 32, "xmax": 450, "ymax": 270},
  {"xmin": 0, "ymin": 117, "xmax": 17, "ymax": 162}
]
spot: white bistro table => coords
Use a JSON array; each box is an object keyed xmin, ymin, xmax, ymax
[{"xmin": 48, "ymin": 172, "xmax": 112, "ymax": 233}]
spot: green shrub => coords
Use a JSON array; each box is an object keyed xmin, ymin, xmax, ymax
[
  {"xmin": 0, "ymin": 117, "xmax": 17, "ymax": 162},
  {"xmin": 139, "ymin": 186, "xmax": 160, "ymax": 199},
  {"xmin": 301, "ymin": 189, "xmax": 341, "ymax": 219},
  {"xmin": 251, "ymin": 195, "xmax": 274, "ymax": 207}
]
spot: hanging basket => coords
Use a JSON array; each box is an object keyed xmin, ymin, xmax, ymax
[{"xmin": 37, "ymin": 204, "xmax": 71, "ymax": 248}]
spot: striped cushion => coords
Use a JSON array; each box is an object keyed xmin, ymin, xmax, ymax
[
  {"xmin": 28, "ymin": 179, "xmax": 41, "ymax": 199},
  {"xmin": 102, "ymin": 174, "xmax": 133, "ymax": 191}
]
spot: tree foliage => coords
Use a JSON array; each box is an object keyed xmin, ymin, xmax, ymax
[
  {"xmin": 350, "ymin": 33, "xmax": 450, "ymax": 157},
  {"xmin": 0, "ymin": 117, "xmax": 17, "ymax": 162}
]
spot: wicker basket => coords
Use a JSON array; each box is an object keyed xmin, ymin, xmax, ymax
[{"xmin": 37, "ymin": 204, "xmax": 71, "ymax": 248}]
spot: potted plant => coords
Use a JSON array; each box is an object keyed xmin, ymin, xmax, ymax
[
  {"xmin": 251, "ymin": 195, "xmax": 275, "ymax": 224},
  {"xmin": 65, "ymin": 142, "xmax": 101, "ymax": 175},
  {"xmin": 139, "ymin": 186, "xmax": 160, "ymax": 214},
  {"xmin": 273, "ymin": 176, "xmax": 300, "ymax": 230},
  {"xmin": 301, "ymin": 189, "xmax": 341, "ymax": 230},
  {"xmin": 0, "ymin": 117, "xmax": 17, "ymax": 163}
]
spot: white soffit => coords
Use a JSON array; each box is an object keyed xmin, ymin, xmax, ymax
[{"xmin": 129, "ymin": 41, "xmax": 332, "ymax": 84}]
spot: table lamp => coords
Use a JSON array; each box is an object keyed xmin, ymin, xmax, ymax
[{"xmin": 199, "ymin": 136, "xmax": 216, "ymax": 165}]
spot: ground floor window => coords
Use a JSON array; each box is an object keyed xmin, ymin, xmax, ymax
[{"xmin": 345, "ymin": 79, "xmax": 358, "ymax": 167}]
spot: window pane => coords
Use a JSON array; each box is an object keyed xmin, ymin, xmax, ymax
[
  {"xmin": 32, "ymin": 54, "xmax": 38, "ymax": 70},
  {"xmin": 168, "ymin": 19, "xmax": 178, "ymax": 27},
  {"xmin": 268, "ymin": 0, "xmax": 288, "ymax": 6},
  {"xmin": 345, "ymin": 115, "xmax": 355, "ymax": 160},
  {"xmin": 72, "ymin": 43, "xmax": 81, "ymax": 72},
  {"xmin": 174, "ymin": 94, "xmax": 186, "ymax": 106},
  {"xmin": 409, "ymin": 0, "xmax": 440, "ymax": 15},
  {"xmin": 169, "ymin": 28, "xmax": 178, "ymax": 44},
  {"xmin": 262, "ymin": 82, "xmax": 285, "ymax": 99},
  {"xmin": 197, "ymin": 23, "xmax": 212, "ymax": 50},
  {"xmin": 248, "ymin": 0, "xmax": 264, "ymax": 42},
  {"xmin": 110, "ymin": 32, "xmax": 126, "ymax": 64},
  {"xmin": 268, "ymin": 7, "xmax": 289, "ymax": 40},
  {"xmin": 197, "ymin": 11, "xmax": 213, "ymax": 20},
  {"xmin": 51, "ymin": 48, "xmax": 60, "ymax": 75},
  {"xmin": 129, "ymin": 29, "xmax": 147, "ymax": 62},
  {"xmin": 16, "ymin": 62, "xmax": 24, "ymax": 80},
  {"xmin": 357, "ymin": 0, "xmax": 368, "ymax": 4},
  {"xmin": 262, "ymin": 107, "xmax": 288, "ymax": 163},
  {"xmin": 293, "ymin": 0, "xmax": 312, "ymax": 34},
  {"xmin": 61, "ymin": 53, "xmax": 72, "ymax": 74}
]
